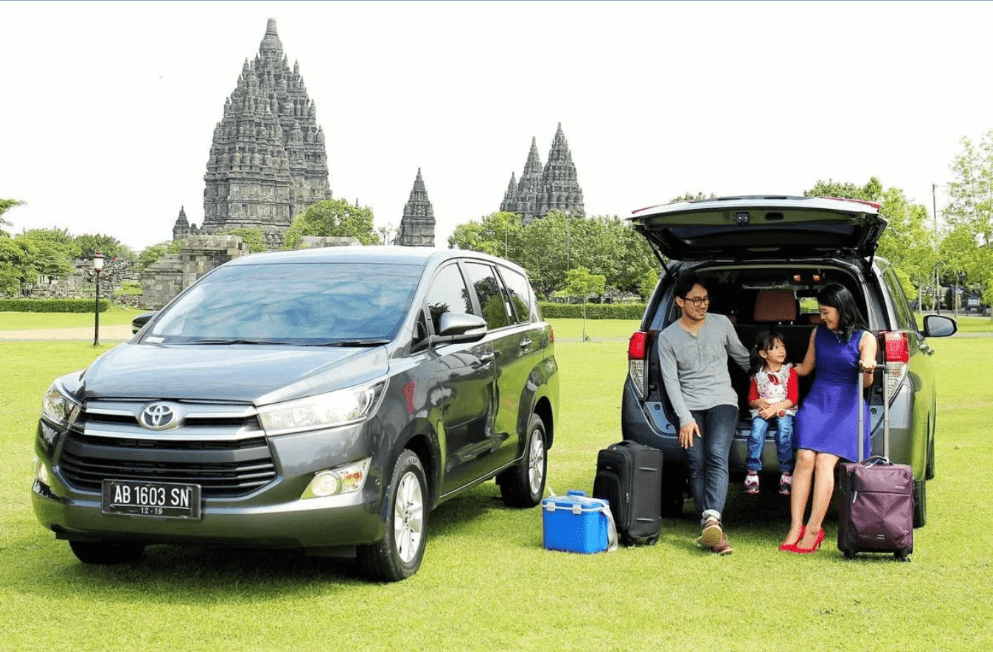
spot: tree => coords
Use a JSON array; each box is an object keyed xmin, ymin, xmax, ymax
[
  {"xmin": 74, "ymin": 234, "xmax": 134, "ymax": 260},
  {"xmin": 136, "ymin": 241, "xmax": 181, "ymax": 272},
  {"xmin": 0, "ymin": 199, "xmax": 22, "ymax": 231},
  {"xmin": 944, "ymin": 130, "xmax": 993, "ymax": 309},
  {"xmin": 218, "ymin": 228, "xmax": 267, "ymax": 253},
  {"xmin": 282, "ymin": 199, "xmax": 379, "ymax": 248},
  {"xmin": 561, "ymin": 266, "xmax": 606, "ymax": 341}
]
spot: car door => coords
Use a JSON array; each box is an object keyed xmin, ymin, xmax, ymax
[
  {"xmin": 420, "ymin": 262, "xmax": 497, "ymax": 495},
  {"xmin": 462, "ymin": 261, "xmax": 536, "ymax": 472}
]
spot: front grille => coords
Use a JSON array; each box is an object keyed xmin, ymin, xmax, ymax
[{"xmin": 57, "ymin": 400, "xmax": 276, "ymax": 498}]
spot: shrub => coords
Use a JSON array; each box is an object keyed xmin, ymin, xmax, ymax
[
  {"xmin": 539, "ymin": 302, "xmax": 645, "ymax": 320},
  {"xmin": 0, "ymin": 298, "xmax": 111, "ymax": 313}
]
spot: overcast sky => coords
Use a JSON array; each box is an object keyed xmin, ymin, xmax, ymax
[{"xmin": 2, "ymin": 1, "xmax": 992, "ymax": 253}]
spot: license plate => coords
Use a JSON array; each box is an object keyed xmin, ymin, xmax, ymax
[{"xmin": 102, "ymin": 480, "xmax": 202, "ymax": 519}]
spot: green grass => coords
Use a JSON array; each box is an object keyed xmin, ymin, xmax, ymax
[
  {"xmin": 1, "ymin": 331, "xmax": 991, "ymax": 650},
  {"xmin": 0, "ymin": 308, "xmax": 145, "ymax": 330},
  {"xmin": 944, "ymin": 314, "xmax": 993, "ymax": 333}
]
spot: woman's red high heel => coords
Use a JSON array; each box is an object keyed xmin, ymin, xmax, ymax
[
  {"xmin": 778, "ymin": 526, "xmax": 805, "ymax": 552},
  {"xmin": 793, "ymin": 528, "xmax": 825, "ymax": 554}
]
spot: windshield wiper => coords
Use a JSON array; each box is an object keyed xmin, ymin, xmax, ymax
[
  {"xmin": 300, "ymin": 339, "xmax": 391, "ymax": 347},
  {"xmin": 192, "ymin": 338, "xmax": 284, "ymax": 345}
]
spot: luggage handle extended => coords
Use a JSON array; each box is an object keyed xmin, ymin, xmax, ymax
[{"xmin": 857, "ymin": 361, "xmax": 897, "ymax": 465}]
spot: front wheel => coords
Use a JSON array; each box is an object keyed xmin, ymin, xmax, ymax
[
  {"xmin": 499, "ymin": 414, "xmax": 547, "ymax": 508},
  {"xmin": 357, "ymin": 450, "xmax": 428, "ymax": 582}
]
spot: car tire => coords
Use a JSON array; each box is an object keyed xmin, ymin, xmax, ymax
[
  {"xmin": 69, "ymin": 540, "xmax": 145, "ymax": 565},
  {"xmin": 913, "ymin": 478, "xmax": 927, "ymax": 529},
  {"xmin": 499, "ymin": 413, "xmax": 547, "ymax": 508},
  {"xmin": 357, "ymin": 450, "xmax": 428, "ymax": 582}
]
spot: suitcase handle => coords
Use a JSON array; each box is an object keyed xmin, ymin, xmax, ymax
[{"xmin": 857, "ymin": 361, "xmax": 895, "ymax": 463}]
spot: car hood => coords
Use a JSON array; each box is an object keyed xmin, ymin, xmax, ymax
[
  {"xmin": 628, "ymin": 195, "xmax": 887, "ymax": 261},
  {"xmin": 77, "ymin": 342, "xmax": 390, "ymax": 405}
]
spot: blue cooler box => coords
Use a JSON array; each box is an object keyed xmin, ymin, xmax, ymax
[{"xmin": 542, "ymin": 490, "xmax": 610, "ymax": 553}]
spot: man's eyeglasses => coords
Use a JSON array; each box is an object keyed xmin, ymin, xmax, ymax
[{"xmin": 682, "ymin": 295, "xmax": 710, "ymax": 307}]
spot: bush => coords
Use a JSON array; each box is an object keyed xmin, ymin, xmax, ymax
[
  {"xmin": 539, "ymin": 302, "xmax": 646, "ymax": 320},
  {"xmin": 0, "ymin": 298, "xmax": 111, "ymax": 313}
]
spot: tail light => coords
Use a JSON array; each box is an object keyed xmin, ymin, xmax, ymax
[
  {"xmin": 628, "ymin": 331, "xmax": 650, "ymax": 398},
  {"xmin": 879, "ymin": 331, "xmax": 910, "ymax": 396}
]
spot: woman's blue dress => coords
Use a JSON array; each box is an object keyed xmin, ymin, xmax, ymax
[{"xmin": 796, "ymin": 326, "xmax": 871, "ymax": 463}]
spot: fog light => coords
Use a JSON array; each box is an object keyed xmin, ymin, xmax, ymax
[
  {"xmin": 310, "ymin": 472, "xmax": 341, "ymax": 497},
  {"xmin": 301, "ymin": 458, "xmax": 371, "ymax": 499},
  {"xmin": 33, "ymin": 457, "xmax": 50, "ymax": 485}
]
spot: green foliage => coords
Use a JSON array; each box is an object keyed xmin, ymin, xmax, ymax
[
  {"xmin": 538, "ymin": 301, "xmax": 646, "ymax": 320},
  {"xmin": 282, "ymin": 199, "xmax": 379, "ymax": 248},
  {"xmin": 1, "ymin": 198, "xmax": 22, "ymax": 229},
  {"xmin": 136, "ymin": 241, "xmax": 181, "ymax": 271},
  {"xmin": 74, "ymin": 234, "xmax": 134, "ymax": 260},
  {"xmin": 639, "ymin": 268, "xmax": 659, "ymax": 301},
  {"xmin": 218, "ymin": 228, "xmax": 268, "ymax": 253},
  {"xmin": 0, "ymin": 298, "xmax": 110, "ymax": 313},
  {"xmin": 450, "ymin": 211, "xmax": 655, "ymax": 298},
  {"xmin": 561, "ymin": 266, "xmax": 607, "ymax": 339},
  {"xmin": 114, "ymin": 281, "xmax": 143, "ymax": 297}
]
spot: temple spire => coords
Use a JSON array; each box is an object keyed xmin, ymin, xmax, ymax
[{"xmin": 395, "ymin": 168, "xmax": 436, "ymax": 247}]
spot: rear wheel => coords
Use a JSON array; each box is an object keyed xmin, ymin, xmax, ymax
[
  {"xmin": 69, "ymin": 540, "xmax": 145, "ymax": 565},
  {"xmin": 913, "ymin": 478, "xmax": 927, "ymax": 528},
  {"xmin": 357, "ymin": 450, "xmax": 428, "ymax": 582},
  {"xmin": 499, "ymin": 414, "xmax": 547, "ymax": 508}
]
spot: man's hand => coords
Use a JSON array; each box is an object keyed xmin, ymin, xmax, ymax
[{"xmin": 679, "ymin": 421, "xmax": 700, "ymax": 449}]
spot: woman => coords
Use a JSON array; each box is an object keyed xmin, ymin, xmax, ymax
[{"xmin": 780, "ymin": 283, "xmax": 877, "ymax": 554}]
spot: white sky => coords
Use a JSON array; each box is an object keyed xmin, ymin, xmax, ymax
[{"xmin": 2, "ymin": 1, "xmax": 991, "ymax": 253}]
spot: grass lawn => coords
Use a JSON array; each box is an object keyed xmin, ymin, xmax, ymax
[
  {"xmin": 1, "ymin": 323, "xmax": 991, "ymax": 650},
  {"xmin": 0, "ymin": 307, "xmax": 145, "ymax": 330}
]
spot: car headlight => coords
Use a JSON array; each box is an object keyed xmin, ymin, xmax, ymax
[
  {"xmin": 41, "ymin": 384, "xmax": 80, "ymax": 428},
  {"xmin": 257, "ymin": 382, "xmax": 384, "ymax": 435}
]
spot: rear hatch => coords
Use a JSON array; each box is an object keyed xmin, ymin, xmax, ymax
[{"xmin": 629, "ymin": 195, "xmax": 887, "ymax": 262}]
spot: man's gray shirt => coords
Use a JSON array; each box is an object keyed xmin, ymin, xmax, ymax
[{"xmin": 657, "ymin": 313, "xmax": 750, "ymax": 428}]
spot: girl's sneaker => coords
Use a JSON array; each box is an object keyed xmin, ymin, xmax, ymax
[
  {"xmin": 779, "ymin": 473, "xmax": 793, "ymax": 495},
  {"xmin": 744, "ymin": 472, "xmax": 759, "ymax": 495}
]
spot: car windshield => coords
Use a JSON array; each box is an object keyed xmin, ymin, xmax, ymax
[{"xmin": 143, "ymin": 262, "xmax": 420, "ymax": 345}]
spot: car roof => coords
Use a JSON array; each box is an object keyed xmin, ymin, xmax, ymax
[
  {"xmin": 223, "ymin": 245, "xmax": 527, "ymax": 274},
  {"xmin": 628, "ymin": 195, "xmax": 887, "ymax": 261}
]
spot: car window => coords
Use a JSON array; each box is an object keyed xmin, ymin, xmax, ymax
[
  {"xmin": 146, "ymin": 263, "xmax": 419, "ymax": 344},
  {"xmin": 424, "ymin": 263, "xmax": 475, "ymax": 335},
  {"xmin": 464, "ymin": 262, "xmax": 512, "ymax": 329},
  {"xmin": 883, "ymin": 267, "xmax": 918, "ymax": 332},
  {"xmin": 499, "ymin": 266, "xmax": 536, "ymax": 324}
]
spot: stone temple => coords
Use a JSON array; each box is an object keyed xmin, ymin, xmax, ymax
[
  {"xmin": 394, "ymin": 169, "xmax": 435, "ymax": 247},
  {"xmin": 500, "ymin": 123, "xmax": 585, "ymax": 224},
  {"xmin": 174, "ymin": 19, "xmax": 332, "ymax": 249}
]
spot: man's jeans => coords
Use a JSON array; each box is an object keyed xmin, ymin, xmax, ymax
[
  {"xmin": 746, "ymin": 414, "xmax": 795, "ymax": 474},
  {"xmin": 686, "ymin": 405, "xmax": 739, "ymax": 521}
]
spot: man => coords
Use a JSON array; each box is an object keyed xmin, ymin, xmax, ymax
[{"xmin": 658, "ymin": 272, "xmax": 750, "ymax": 555}]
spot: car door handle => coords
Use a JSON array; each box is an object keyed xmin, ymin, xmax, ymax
[
  {"xmin": 519, "ymin": 338, "xmax": 532, "ymax": 349},
  {"xmin": 475, "ymin": 353, "xmax": 495, "ymax": 367}
]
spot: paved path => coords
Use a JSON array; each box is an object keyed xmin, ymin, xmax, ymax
[{"xmin": 0, "ymin": 324, "xmax": 134, "ymax": 341}]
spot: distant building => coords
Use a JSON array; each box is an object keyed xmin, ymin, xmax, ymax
[
  {"xmin": 500, "ymin": 123, "xmax": 585, "ymax": 224},
  {"xmin": 395, "ymin": 169, "xmax": 436, "ymax": 247},
  {"xmin": 175, "ymin": 19, "xmax": 332, "ymax": 249}
]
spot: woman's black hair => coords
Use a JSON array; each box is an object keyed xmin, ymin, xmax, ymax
[
  {"xmin": 817, "ymin": 283, "xmax": 867, "ymax": 342},
  {"xmin": 750, "ymin": 329, "xmax": 785, "ymax": 375}
]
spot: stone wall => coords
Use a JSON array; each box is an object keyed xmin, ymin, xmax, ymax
[
  {"xmin": 25, "ymin": 257, "xmax": 140, "ymax": 306},
  {"xmin": 140, "ymin": 235, "xmax": 249, "ymax": 309}
]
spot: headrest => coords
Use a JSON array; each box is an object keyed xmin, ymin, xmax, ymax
[{"xmin": 753, "ymin": 289, "xmax": 797, "ymax": 323}]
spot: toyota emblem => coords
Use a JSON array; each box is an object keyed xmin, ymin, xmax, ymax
[{"xmin": 139, "ymin": 403, "xmax": 180, "ymax": 430}]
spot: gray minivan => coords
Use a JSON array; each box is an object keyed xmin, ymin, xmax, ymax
[
  {"xmin": 621, "ymin": 196, "xmax": 955, "ymax": 526},
  {"xmin": 32, "ymin": 246, "xmax": 558, "ymax": 581}
]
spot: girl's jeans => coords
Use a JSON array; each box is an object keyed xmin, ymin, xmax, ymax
[{"xmin": 746, "ymin": 414, "xmax": 795, "ymax": 474}]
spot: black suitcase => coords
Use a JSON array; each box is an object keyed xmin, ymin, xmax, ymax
[
  {"xmin": 592, "ymin": 441, "xmax": 662, "ymax": 546},
  {"xmin": 837, "ymin": 362, "xmax": 914, "ymax": 561}
]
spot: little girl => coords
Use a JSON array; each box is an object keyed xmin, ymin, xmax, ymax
[{"xmin": 744, "ymin": 330, "xmax": 798, "ymax": 496}]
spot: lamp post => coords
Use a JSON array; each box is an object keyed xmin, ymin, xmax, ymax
[{"xmin": 93, "ymin": 252, "xmax": 104, "ymax": 346}]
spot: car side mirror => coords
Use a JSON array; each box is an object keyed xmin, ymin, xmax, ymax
[
  {"xmin": 922, "ymin": 314, "xmax": 957, "ymax": 338},
  {"xmin": 429, "ymin": 312, "xmax": 487, "ymax": 346},
  {"xmin": 132, "ymin": 311, "xmax": 157, "ymax": 334}
]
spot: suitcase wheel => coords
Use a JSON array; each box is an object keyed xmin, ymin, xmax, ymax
[
  {"xmin": 844, "ymin": 550, "xmax": 857, "ymax": 559},
  {"xmin": 895, "ymin": 550, "xmax": 912, "ymax": 562}
]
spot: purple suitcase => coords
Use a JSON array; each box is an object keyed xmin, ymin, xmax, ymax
[{"xmin": 836, "ymin": 362, "xmax": 914, "ymax": 561}]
